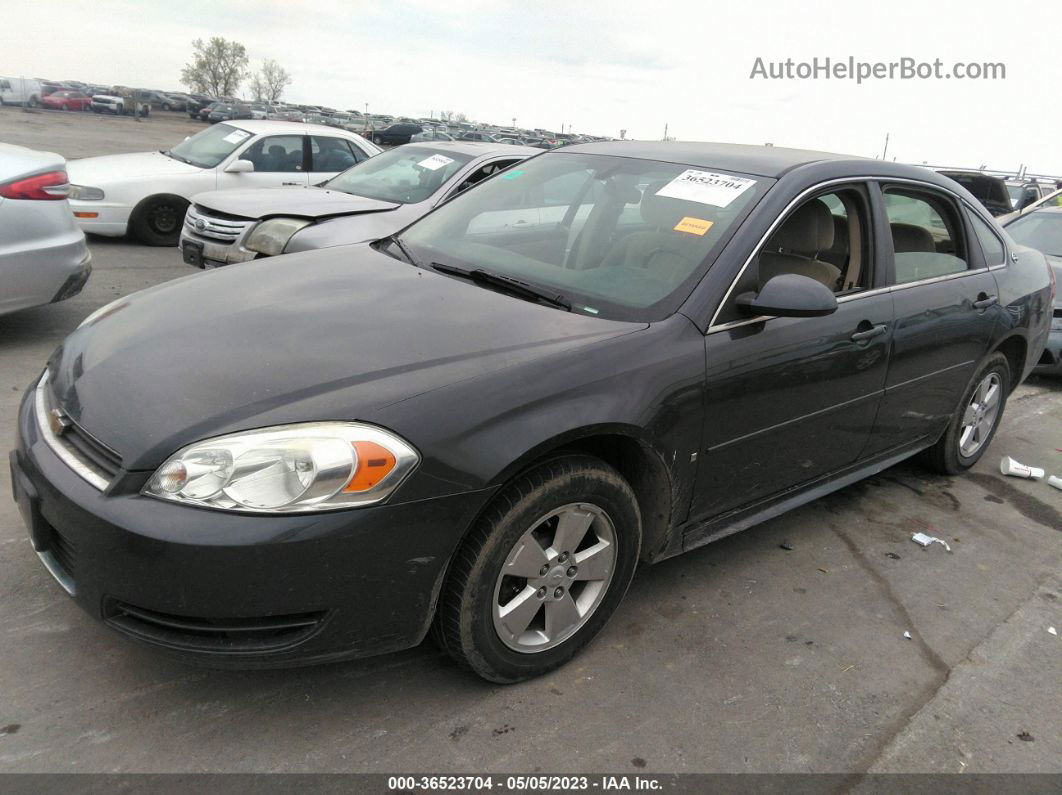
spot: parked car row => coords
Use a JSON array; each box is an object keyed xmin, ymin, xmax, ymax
[
  {"xmin": 11, "ymin": 139, "xmax": 1054, "ymax": 685},
  {"xmin": 64, "ymin": 120, "xmax": 381, "ymax": 245}
]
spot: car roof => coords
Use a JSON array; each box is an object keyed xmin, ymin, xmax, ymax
[
  {"xmin": 400, "ymin": 140, "xmax": 540, "ymax": 157},
  {"xmin": 226, "ymin": 119, "xmax": 367, "ymax": 137},
  {"xmin": 559, "ymin": 141, "xmax": 868, "ymax": 178}
]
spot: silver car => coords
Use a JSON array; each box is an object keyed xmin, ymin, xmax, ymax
[
  {"xmin": 179, "ymin": 141, "xmax": 538, "ymax": 267},
  {"xmin": 0, "ymin": 143, "xmax": 91, "ymax": 316}
]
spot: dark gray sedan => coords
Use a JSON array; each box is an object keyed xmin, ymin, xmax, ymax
[{"xmin": 179, "ymin": 142, "xmax": 538, "ymax": 267}]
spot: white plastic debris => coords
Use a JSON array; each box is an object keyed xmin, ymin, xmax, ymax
[
  {"xmin": 1049, "ymin": 627, "xmax": 1058, "ymax": 636},
  {"xmin": 1048, "ymin": 475, "xmax": 1062, "ymax": 491},
  {"xmin": 904, "ymin": 631, "xmax": 912, "ymax": 639},
  {"xmin": 912, "ymin": 532, "xmax": 952, "ymax": 552},
  {"xmin": 1000, "ymin": 456, "xmax": 1045, "ymax": 480}
]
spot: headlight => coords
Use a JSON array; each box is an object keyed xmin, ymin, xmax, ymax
[
  {"xmin": 68, "ymin": 185, "xmax": 105, "ymax": 201},
  {"xmin": 244, "ymin": 217, "xmax": 311, "ymax": 256},
  {"xmin": 143, "ymin": 422, "xmax": 419, "ymax": 513}
]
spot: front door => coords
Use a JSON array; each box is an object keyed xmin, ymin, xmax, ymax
[
  {"xmin": 690, "ymin": 185, "xmax": 893, "ymax": 523},
  {"xmin": 221, "ymin": 134, "xmax": 309, "ymax": 189}
]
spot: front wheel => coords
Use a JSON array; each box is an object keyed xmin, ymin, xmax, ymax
[
  {"xmin": 434, "ymin": 455, "xmax": 641, "ymax": 682},
  {"xmin": 130, "ymin": 195, "xmax": 188, "ymax": 246},
  {"xmin": 923, "ymin": 352, "xmax": 1010, "ymax": 474}
]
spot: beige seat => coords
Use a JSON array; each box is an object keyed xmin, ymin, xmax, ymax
[
  {"xmin": 598, "ymin": 181, "xmax": 709, "ymax": 282},
  {"xmin": 757, "ymin": 199, "xmax": 842, "ymax": 290},
  {"xmin": 890, "ymin": 222, "xmax": 936, "ymax": 253}
]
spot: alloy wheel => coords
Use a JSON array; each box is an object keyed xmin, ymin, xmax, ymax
[
  {"xmin": 959, "ymin": 372, "xmax": 1001, "ymax": 458},
  {"xmin": 492, "ymin": 502, "xmax": 616, "ymax": 653}
]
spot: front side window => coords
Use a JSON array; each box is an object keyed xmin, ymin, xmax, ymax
[
  {"xmin": 399, "ymin": 152, "xmax": 771, "ymax": 320},
  {"xmin": 883, "ymin": 188, "xmax": 968, "ymax": 284},
  {"xmin": 714, "ymin": 186, "xmax": 872, "ymax": 325},
  {"xmin": 1005, "ymin": 211, "xmax": 1062, "ymax": 257},
  {"xmin": 165, "ymin": 123, "xmax": 254, "ymax": 169},
  {"xmin": 240, "ymin": 135, "xmax": 305, "ymax": 172},
  {"xmin": 324, "ymin": 146, "xmax": 472, "ymax": 203}
]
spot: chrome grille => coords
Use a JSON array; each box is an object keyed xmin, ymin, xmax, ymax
[
  {"xmin": 35, "ymin": 371, "xmax": 122, "ymax": 491},
  {"xmin": 184, "ymin": 204, "xmax": 254, "ymax": 243}
]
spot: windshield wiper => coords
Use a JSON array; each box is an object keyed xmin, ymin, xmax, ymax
[
  {"xmin": 431, "ymin": 262, "xmax": 571, "ymax": 311},
  {"xmin": 161, "ymin": 150, "xmax": 192, "ymax": 165},
  {"xmin": 384, "ymin": 235, "xmax": 419, "ymax": 266}
]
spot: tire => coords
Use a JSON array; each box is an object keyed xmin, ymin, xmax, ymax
[
  {"xmin": 434, "ymin": 454, "xmax": 641, "ymax": 683},
  {"xmin": 61, "ymin": 104, "xmax": 69, "ymax": 111},
  {"xmin": 162, "ymin": 103, "xmax": 170, "ymax": 111},
  {"xmin": 372, "ymin": 134, "xmax": 383, "ymax": 145},
  {"xmin": 130, "ymin": 195, "xmax": 188, "ymax": 246},
  {"xmin": 27, "ymin": 95, "xmax": 39, "ymax": 107},
  {"xmin": 923, "ymin": 352, "xmax": 1010, "ymax": 475}
]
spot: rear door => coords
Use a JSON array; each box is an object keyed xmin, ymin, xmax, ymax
[
  {"xmin": 863, "ymin": 182, "xmax": 1001, "ymax": 455},
  {"xmin": 307, "ymin": 135, "xmax": 368, "ymax": 183},
  {"xmin": 690, "ymin": 183, "xmax": 893, "ymax": 523}
]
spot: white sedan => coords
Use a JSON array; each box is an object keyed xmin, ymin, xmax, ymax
[{"xmin": 66, "ymin": 120, "xmax": 381, "ymax": 245}]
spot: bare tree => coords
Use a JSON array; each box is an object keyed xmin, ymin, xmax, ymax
[
  {"xmin": 249, "ymin": 59, "xmax": 292, "ymax": 103},
  {"xmin": 181, "ymin": 37, "xmax": 249, "ymax": 97}
]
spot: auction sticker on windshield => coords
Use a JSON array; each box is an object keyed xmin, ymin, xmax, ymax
[
  {"xmin": 656, "ymin": 169, "xmax": 756, "ymax": 207},
  {"xmin": 417, "ymin": 154, "xmax": 455, "ymax": 171},
  {"xmin": 222, "ymin": 129, "xmax": 252, "ymax": 144}
]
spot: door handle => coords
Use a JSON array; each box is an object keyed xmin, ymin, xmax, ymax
[
  {"xmin": 850, "ymin": 323, "xmax": 887, "ymax": 342},
  {"xmin": 973, "ymin": 294, "xmax": 998, "ymax": 310}
]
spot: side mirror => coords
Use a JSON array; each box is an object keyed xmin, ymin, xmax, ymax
[
  {"xmin": 225, "ymin": 158, "xmax": 255, "ymax": 174},
  {"xmin": 735, "ymin": 273, "xmax": 838, "ymax": 318}
]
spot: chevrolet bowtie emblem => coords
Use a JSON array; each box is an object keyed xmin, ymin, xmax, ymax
[{"xmin": 48, "ymin": 407, "xmax": 71, "ymax": 437}]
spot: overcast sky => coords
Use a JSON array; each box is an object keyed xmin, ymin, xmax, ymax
[{"xmin": 6, "ymin": 0, "xmax": 1060, "ymax": 174}]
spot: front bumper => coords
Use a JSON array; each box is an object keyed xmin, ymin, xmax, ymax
[
  {"xmin": 69, "ymin": 199, "xmax": 131, "ymax": 237},
  {"xmin": 11, "ymin": 383, "xmax": 495, "ymax": 667}
]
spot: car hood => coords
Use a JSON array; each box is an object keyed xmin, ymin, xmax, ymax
[
  {"xmin": 49, "ymin": 245, "xmax": 644, "ymax": 469},
  {"xmin": 193, "ymin": 186, "xmax": 400, "ymax": 220},
  {"xmin": 67, "ymin": 150, "xmax": 203, "ymax": 184}
]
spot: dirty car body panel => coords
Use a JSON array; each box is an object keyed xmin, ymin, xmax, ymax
[{"xmin": 10, "ymin": 143, "xmax": 1052, "ymax": 668}]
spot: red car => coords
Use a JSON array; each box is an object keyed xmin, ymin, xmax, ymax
[{"xmin": 41, "ymin": 90, "xmax": 91, "ymax": 111}]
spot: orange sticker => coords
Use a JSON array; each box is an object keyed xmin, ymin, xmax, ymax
[{"xmin": 673, "ymin": 217, "xmax": 713, "ymax": 236}]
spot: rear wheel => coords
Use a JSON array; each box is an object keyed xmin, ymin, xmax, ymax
[
  {"xmin": 61, "ymin": 103, "xmax": 69, "ymax": 111},
  {"xmin": 923, "ymin": 352, "xmax": 1010, "ymax": 474},
  {"xmin": 434, "ymin": 454, "xmax": 641, "ymax": 682},
  {"xmin": 130, "ymin": 195, "xmax": 188, "ymax": 246}
]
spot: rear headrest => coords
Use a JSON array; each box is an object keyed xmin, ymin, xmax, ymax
[
  {"xmin": 641, "ymin": 181, "xmax": 705, "ymax": 229},
  {"xmin": 890, "ymin": 222, "xmax": 935, "ymax": 253},
  {"xmin": 769, "ymin": 199, "xmax": 834, "ymax": 254}
]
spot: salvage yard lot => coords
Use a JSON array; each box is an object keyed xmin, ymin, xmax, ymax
[{"xmin": 0, "ymin": 109, "xmax": 1060, "ymax": 774}]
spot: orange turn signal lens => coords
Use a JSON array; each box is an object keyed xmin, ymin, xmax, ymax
[
  {"xmin": 344, "ymin": 441, "xmax": 397, "ymax": 492},
  {"xmin": 73, "ymin": 212, "xmax": 98, "ymax": 218}
]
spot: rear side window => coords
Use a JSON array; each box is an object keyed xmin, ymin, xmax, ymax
[
  {"xmin": 310, "ymin": 136, "xmax": 362, "ymax": 172},
  {"xmin": 967, "ymin": 211, "xmax": 1006, "ymax": 266},
  {"xmin": 882, "ymin": 188, "xmax": 968, "ymax": 284}
]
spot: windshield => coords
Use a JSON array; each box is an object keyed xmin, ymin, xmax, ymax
[
  {"xmin": 166, "ymin": 123, "xmax": 251, "ymax": 168},
  {"xmin": 325, "ymin": 146, "xmax": 472, "ymax": 203},
  {"xmin": 1006, "ymin": 211, "xmax": 1062, "ymax": 257},
  {"xmin": 399, "ymin": 152, "xmax": 771, "ymax": 321}
]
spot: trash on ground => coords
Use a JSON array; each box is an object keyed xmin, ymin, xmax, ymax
[
  {"xmin": 1048, "ymin": 475, "xmax": 1062, "ymax": 491},
  {"xmin": 903, "ymin": 631, "xmax": 912, "ymax": 639},
  {"xmin": 817, "ymin": 567, "xmax": 828, "ymax": 574},
  {"xmin": 1000, "ymin": 456, "xmax": 1045, "ymax": 479},
  {"xmin": 1049, "ymin": 626, "xmax": 1058, "ymax": 636},
  {"xmin": 886, "ymin": 552, "xmax": 901, "ymax": 560},
  {"xmin": 779, "ymin": 542, "xmax": 794, "ymax": 551},
  {"xmin": 1017, "ymin": 731, "xmax": 1035, "ymax": 742},
  {"xmin": 912, "ymin": 532, "xmax": 952, "ymax": 552}
]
